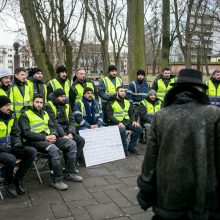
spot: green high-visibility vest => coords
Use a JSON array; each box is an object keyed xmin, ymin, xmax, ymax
[
  {"xmin": 49, "ymin": 78, "xmax": 70, "ymax": 99},
  {"xmin": 111, "ymin": 99, "xmax": 130, "ymax": 121},
  {"xmin": 157, "ymin": 78, "xmax": 175, "ymax": 101},
  {"xmin": 102, "ymin": 76, "xmax": 122, "ymax": 95},
  {"xmin": 75, "ymin": 82, "xmax": 94, "ymax": 103},
  {"xmin": 25, "ymin": 109, "xmax": 50, "ymax": 134},
  {"xmin": 11, "ymin": 84, "xmax": 31, "ymax": 119},
  {"xmin": 0, "ymin": 118, "xmax": 14, "ymax": 138},
  {"xmin": 141, "ymin": 100, "xmax": 161, "ymax": 114},
  {"xmin": 47, "ymin": 101, "xmax": 69, "ymax": 121}
]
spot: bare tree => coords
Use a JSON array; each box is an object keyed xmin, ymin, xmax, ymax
[{"xmin": 127, "ymin": 0, "xmax": 146, "ymax": 80}]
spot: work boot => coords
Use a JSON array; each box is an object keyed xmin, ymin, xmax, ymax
[
  {"xmin": 4, "ymin": 182, "xmax": 18, "ymax": 198},
  {"xmin": 128, "ymin": 148, "xmax": 140, "ymax": 155},
  {"xmin": 51, "ymin": 181, "xmax": 68, "ymax": 190},
  {"xmin": 64, "ymin": 173, "xmax": 83, "ymax": 182},
  {"xmin": 14, "ymin": 179, "xmax": 27, "ymax": 195}
]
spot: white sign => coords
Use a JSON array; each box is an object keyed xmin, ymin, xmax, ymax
[{"xmin": 79, "ymin": 126, "xmax": 125, "ymax": 167}]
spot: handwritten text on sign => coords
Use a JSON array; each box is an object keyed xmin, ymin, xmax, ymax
[{"xmin": 79, "ymin": 126, "xmax": 125, "ymax": 167}]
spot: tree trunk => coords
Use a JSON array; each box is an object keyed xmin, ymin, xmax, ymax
[
  {"xmin": 127, "ymin": 0, "xmax": 146, "ymax": 81},
  {"xmin": 161, "ymin": 0, "xmax": 170, "ymax": 68},
  {"xmin": 101, "ymin": 40, "xmax": 110, "ymax": 75},
  {"xmin": 19, "ymin": 0, "xmax": 55, "ymax": 80}
]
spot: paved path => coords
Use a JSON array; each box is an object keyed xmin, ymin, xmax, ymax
[{"xmin": 0, "ymin": 143, "xmax": 154, "ymax": 220}]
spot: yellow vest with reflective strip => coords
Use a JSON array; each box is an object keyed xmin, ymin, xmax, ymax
[
  {"xmin": 141, "ymin": 100, "xmax": 161, "ymax": 114},
  {"xmin": 75, "ymin": 82, "xmax": 94, "ymax": 103},
  {"xmin": 25, "ymin": 109, "xmax": 50, "ymax": 134},
  {"xmin": 27, "ymin": 79, "xmax": 47, "ymax": 103},
  {"xmin": 0, "ymin": 118, "xmax": 14, "ymax": 138},
  {"xmin": 102, "ymin": 77, "xmax": 122, "ymax": 95},
  {"xmin": 49, "ymin": 79, "xmax": 70, "ymax": 99},
  {"xmin": 48, "ymin": 101, "xmax": 69, "ymax": 122},
  {"xmin": 11, "ymin": 84, "xmax": 31, "ymax": 119},
  {"xmin": 157, "ymin": 78, "xmax": 175, "ymax": 101},
  {"xmin": 206, "ymin": 80, "xmax": 220, "ymax": 96},
  {"xmin": 111, "ymin": 99, "xmax": 130, "ymax": 121}
]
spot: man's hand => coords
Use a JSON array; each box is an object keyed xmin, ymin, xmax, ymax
[
  {"xmin": 132, "ymin": 122, "xmax": 140, "ymax": 127},
  {"xmin": 63, "ymin": 135, "xmax": 70, "ymax": 139},
  {"xmin": 45, "ymin": 135, "xmax": 57, "ymax": 143},
  {"xmin": 91, "ymin": 125, "xmax": 98, "ymax": 129},
  {"xmin": 67, "ymin": 133, "xmax": 73, "ymax": 139},
  {"xmin": 118, "ymin": 122, "xmax": 125, "ymax": 128}
]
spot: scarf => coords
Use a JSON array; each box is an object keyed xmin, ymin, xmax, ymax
[{"xmin": 82, "ymin": 97, "xmax": 96, "ymax": 125}]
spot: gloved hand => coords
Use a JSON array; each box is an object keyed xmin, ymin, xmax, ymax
[{"xmin": 137, "ymin": 189, "xmax": 154, "ymax": 211}]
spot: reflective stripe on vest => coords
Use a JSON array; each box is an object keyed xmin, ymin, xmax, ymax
[
  {"xmin": 102, "ymin": 77, "xmax": 122, "ymax": 95},
  {"xmin": 206, "ymin": 80, "xmax": 220, "ymax": 106},
  {"xmin": 0, "ymin": 119, "xmax": 14, "ymax": 139},
  {"xmin": 141, "ymin": 100, "xmax": 161, "ymax": 114},
  {"xmin": 25, "ymin": 110, "xmax": 50, "ymax": 134},
  {"xmin": 48, "ymin": 101, "xmax": 70, "ymax": 121},
  {"xmin": 75, "ymin": 82, "xmax": 94, "ymax": 103},
  {"xmin": 111, "ymin": 99, "xmax": 130, "ymax": 121},
  {"xmin": 11, "ymin": 84, "xmax": 31, "ymax": 118},
  {"xmin": 157, "ymin": 78, "xmax": 175, "ymax": 101},
  {"xmin": 49, "ymin": 79, "xmax": 70, "ymax": 99},
  {"xmin": 27, "ymin": 80, "xmax": 47, "ymax": 103}
]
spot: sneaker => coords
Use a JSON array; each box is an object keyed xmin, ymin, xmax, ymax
[
  {"xmin": 14, "ymin": 179, "xmax": 27, "ymax": 195},
  {"xmin": 64, "ymin": 173, "xmax": 83, "ymax": 182},
  {"xmin": 52, "ymin": 181, "xmax": 68, "ymax": 190},
  {"xmin": 4, "ymin": 183, "xmax": 18, "ymax": 198},
  {"xmin": 128, "ymin": 148, "xmax": 140, "ymax": 155}
]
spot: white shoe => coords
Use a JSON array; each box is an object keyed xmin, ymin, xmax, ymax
[{"xmin": 52, "ymin": 181, "xmax": 68, "ymax": 190}]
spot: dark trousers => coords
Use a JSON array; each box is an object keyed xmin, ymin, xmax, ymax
[
  {"xmin": 101, "ymin": 102, "xmax": 108, "ymax": 125},
  {"xmin": 119, "ymin": 124, "xmax": 142, "ymax": 151},
  {"xmin": 72, "ymin": 134, "xmax": 85, "ymax": 161},
  {"xmin": 0, "ymin": 146, "xmax": 37, "ymax": 183}
]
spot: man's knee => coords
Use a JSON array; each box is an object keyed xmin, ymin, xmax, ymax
[
  {"xmin": 24, "ymin": 146, "xmax": 37, "ymax": 159},
  {"xmin": 1, "ymin": 154, "xmax": 16, "ymax": 168}
]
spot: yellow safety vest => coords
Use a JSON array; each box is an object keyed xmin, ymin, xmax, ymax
[
  {"xmin": 111, "ymin": 99, "xmax": 130, "ymax": 121},
  {"xmin": 47, "ymin": 101, "xmax": 70, "ymax": 122},
  {"xmin": 0, "ymin": 118, "xmax": 14, "ymax": 139},
  {"xmin": 11, "ymin": 84, "xmax": 31, "ymax": 119},
  {"xmin": 102, "ymin": 76, "xmax": 122, "ymax": 95},
  {"xmin": 27, "ymin": 79, "xmax": 47, "ymax": 103},
  {"xmin": 206, "ymin": 80, "xmax": 220, "ymax": 105},
  {"xmin": 49, "ymin": 78, "xmax": 70, "ymax": 99},
  {"xmin": 157, "ymin": 78, "xmax": 175, "ymax": 101},
  {"xmin": 75, "ymin": 82, "xmax": 94, "ymax": 103},
  {"xmin": 141, "ymin": 100, "xmax": 161, "ymax": 114},
  {"xmin": 25, "ymin": 109, "xmax": 50, "ymax": 134}
]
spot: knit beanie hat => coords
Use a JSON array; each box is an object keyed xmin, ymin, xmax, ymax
[
  {"xmin": 0, "ymin": 68, "xmax": 13, "ymax": 78},
  {"xmin": 0, "ymin": 95, "xmax": 11, "ymax": 108},
  {"xmin": 137, "ymin": 69, "xmax": 146, "ymax": 76},
  {"xmin": 108, "ymin": 65, "xmax": 117, "ymax": 73},
  {"xmin": 53, "ymin": 89, "xmax": 66, "ymax": 98},
  {"xmin": 28, "ymin": 67, "xmax": 42, "ymax": 77},
  {"xmin": 83, "ymin": 87, "xmax": 93, "ymax": 95},
  {"xmin": 56, "ymin": 65, "xmax": 67, "ymax": 74},
  {"xmin": 148, "ymin": 90, "xmax": 156, "ymax": 96}
]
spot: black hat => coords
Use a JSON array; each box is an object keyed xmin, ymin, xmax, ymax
[
  {"xmin": 53, "ymin": 89, "xmax": 66, "ymax": 98},
  {"xmin": 170, "ymin": 68, "xmax": 208, "ymax": 89},
  {"xmin": 0, "ymin": 95, "xmax": 11, "ymax": 108},
  {"xmin": 28, "ymin": 67, "xmax": 42, "ymax": 77},
  {"xmin": 137, "ymin": 69, "xmax": 146, "ymax": 76},
  {"xmin": 108, "ymin": 65, "xmax": 117, "ymax": 73},
  {"xmin": 83, "ymin": 87, "xmax": 94, "ymax": 95},
  {"xmin": 56, "ymin": 65, "xmax": 67, "ymax": 74}
]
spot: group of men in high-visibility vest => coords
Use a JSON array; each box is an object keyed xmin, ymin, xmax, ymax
[{"xmin": 0, "ymin": 63, "xmax": 219, "ymax": 198}]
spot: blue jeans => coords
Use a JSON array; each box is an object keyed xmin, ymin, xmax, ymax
[{"xmin": 119, "ymin": 124, "xmax": 142, "ymax": 151}]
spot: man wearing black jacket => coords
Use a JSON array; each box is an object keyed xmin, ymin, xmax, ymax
[
  {"xmin": 0, "ymin": 96, "xmax": 36, "ymax": 198},
  {"xmin": 44, "ymin": 89, "xmax": 85, "ymax": 164},
  {"xmin": 106, "ymin": 86, "xmax": 142, "ymax": 156},
  {"xmin": 18, "ymin": 94, "xmax": 83, "ymax": 191}
]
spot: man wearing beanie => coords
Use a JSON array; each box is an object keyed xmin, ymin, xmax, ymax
[
  {"xmin": 27, "ymin": 67, "xmax": 47, "ymax": 103},
  {"xmin": 98, "ymin": 64, "xmax": 123, "ymax": 124},
  {"xmin": 206, "ymin": 69, "xmax": 220, "ymax": 107},
  {"xmin": 152, "ymin": 67, "xmax": 176, "ymax": 102},
  {"xmin": 19, "ymin": 94, "xmax": 83, "ymax": 191},
  {"xmin": 0, "ymin": 67, "xmax": 13, "ymax": 98},
  {"xmin": 47, "ymin": 65, "xmax": 70, "ymax": 101},
  {"xmin": 137, "ymin": 69, "xmax": 220, "ymax": 220},
  {"xmin": 44, "ymin": 89, "xmax": 85, "ymax": 169},
  {"xmin": 73, "ymin": 87, "xmax": 104, "ymax": 130},
  {"xmin": 0, "ymin": 95, "xmax": 37, "ymax": 198},
  {"xmin": 10, "ymin": 67, "xmax": 31, "ymax": 119}
]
